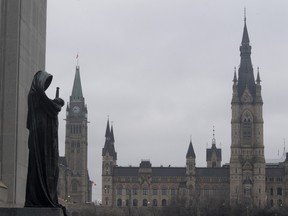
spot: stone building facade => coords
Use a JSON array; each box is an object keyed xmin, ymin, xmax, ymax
[
  {"xmin": 101, "ymin": 19, "xmax": 288, "ymax": 210},
  {"xmin": 0, "ymin": 0, "xmax": 47, "ymax": 206},
  {"xmin": 58, "ymin": 65, "xmax": 92, "ymax": 203}
]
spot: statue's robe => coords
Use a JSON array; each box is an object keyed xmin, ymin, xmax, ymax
[{"xmin": 25, "ymin": 71, "xmax": 63, "ymax": 208}]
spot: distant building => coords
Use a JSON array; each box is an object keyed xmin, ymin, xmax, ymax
[
  {"xmin": 0, "ymin": 0, "xmax": 47, "ymax": 206},
  {"xmin": 101, "ymin": 18, "xmax": 288, "ymax": 210},
  {"xmin": 58, "ymin": 65, "xmax": 92, "ymax": 203}
]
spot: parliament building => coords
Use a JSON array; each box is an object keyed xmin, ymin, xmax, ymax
[
  {"xmin": 57, "ymin": 65, "xmax": 92, "ymax": 204},
  {"xmin": 101, "ymin": 19, "xmax": 288, "ymax": 210}
]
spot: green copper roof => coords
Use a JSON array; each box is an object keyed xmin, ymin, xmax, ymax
[{"xmin": 71, "ymin": 66, "xmax": 83, "ymax": 101}]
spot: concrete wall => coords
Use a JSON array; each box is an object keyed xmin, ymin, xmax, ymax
[{"xmin": 0, "ymin": 0, "xmax": 47, "ymax": 206}]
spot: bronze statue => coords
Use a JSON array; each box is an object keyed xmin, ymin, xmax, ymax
[{"xmin": 25, "ymin": 71, "xmax": 65, "ymax": 214}]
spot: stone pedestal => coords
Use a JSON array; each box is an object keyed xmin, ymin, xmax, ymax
[{"xmin": 0, "ymin": 208, "xmax": 64, "ymax": 216}]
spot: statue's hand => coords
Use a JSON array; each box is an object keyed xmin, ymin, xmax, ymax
[{"xmin": 53, "ymin": 98, "xmax": 65, "ymax": 107}]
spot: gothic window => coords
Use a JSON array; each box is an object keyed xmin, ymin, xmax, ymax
[
  {"xmin": 143, "ymin": 199, "xmax": 148, "ymax": 206},
  {"xmin": 212, "ymin": 161, "xmax": 216, "ymax": 167},
  {"xmin": 125, "ymin": 199, "xmax": 129, "ymax": 206},
  {"xmin": 117, "ymin": 199, "xmax": 122, "ymax": 207},
  {"xmin": 153, "ymin": 188, "xmax": 158, "ymax": 195},
  {"xmin": 132, "ymin": 188, "xmax": 138, "ymax": 195},
  {"xmin": 242, "ymin": 111, "xmax": 253, "ymax": 144},
  {"xmin": 153, "ymin": 199, "xmax": 158, "ymax": 206},
  {"xmin": 270, "ymin": 199, "xmax": 274, "ymax": 207},
  {"xmin": 162, "ymin": 188, "xmax": 167, "ymax": 195},
  {"xmin": 277, "ymin": 187, "xmax": 282, "ymax": 196},
  {"xmin": 171, "ymin": 188, "xmax": 176, "ymax": 196},
  {"xmin": 143, "ymin": 188, "xmax": 148, "ymax": 195},
  {"xmin": 270, "ymin": 188, "xmax": 273, "ymax": 196},
  {"xmin": 162, "ymin": 199, "xmax": 167, "ymax": 206},
  {"xmin": 133, "ymin": 199, "xmax": 138, "ymax": 206}
]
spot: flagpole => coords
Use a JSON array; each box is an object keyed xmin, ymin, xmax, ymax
[{"xmin": 76, "ymin": 52, "xmax": 79, "ymax": 67}]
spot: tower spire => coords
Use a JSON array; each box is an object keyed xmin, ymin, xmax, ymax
[
  {"xmin": 71, "ymin": 64, "xmax": 83, "ymax": 101},
  {"xmin": 105, "ymin": 117, "xmax": 110, "ymax": 139},
  {"xmin": 186, "ymin": 138, "xmax": 196, "ymax": 158},
  {"xmin": 238, "ymin": 14, "xmax": 256, "ymax": 99},
  {"xmin": 244, "ymin": 7, "xmax": 246, "ymax": 24}
]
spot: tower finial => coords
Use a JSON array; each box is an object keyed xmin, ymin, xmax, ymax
[
  {"xmin": 212, "ymin": 126, "xmax": 216, "ymax": 146},
  {"xmin": 76, "ymin": 52, "xmax": 79, "ymax": 67},
  {"xmin": 244, "ymin": 7, "xmax": 246, "ymax": 24}
]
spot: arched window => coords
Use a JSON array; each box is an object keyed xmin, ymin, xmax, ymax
[
  {"xmin": 143, "ymin": 199, "xmax": 148, "ymax": 206},
  {"xmin": 153, "ymin": 199, "xmax": 158, "ymax": 206},
  {"xmin": 117, "ymin": 198, "xmax": 122, "ymax": 207},
  {"xmin": 133, "ymin": 199, "xmax": 138, "ymax": 206},
  {"xmin": 162, "ymin": 199, "xmax": 167, "ymax": 206},
  {"xmin": 71, "ymin": 180, "xmax": 79, "ymax": 192},
  {"xmin": 242, "ymin": 111, "xmax": 253, "ymax": 144},
  {"xmin": 278, "ymin": 199, "xmax": 283, "ymax": 207}
]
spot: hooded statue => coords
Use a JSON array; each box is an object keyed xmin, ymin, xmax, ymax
[{"xmin": 25, "ymin": 71, "xmax": 65, "ymax": 212}]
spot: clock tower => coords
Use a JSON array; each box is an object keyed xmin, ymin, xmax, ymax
[{"xmin": 64, "ymin": 65, "xmax": 91, "ymax": 203}]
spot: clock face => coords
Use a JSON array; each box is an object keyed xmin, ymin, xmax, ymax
[{"xmin": 73, "ymin": 106, "xmax": 80, "ymax": 113}]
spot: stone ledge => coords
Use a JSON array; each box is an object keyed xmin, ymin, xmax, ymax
[{"xmin": 0, "ymin": 207, "xmax": 64, "ymax": 216}]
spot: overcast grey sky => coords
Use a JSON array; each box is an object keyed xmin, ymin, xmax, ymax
[{"xmin": 46, "ymin": 0, "xmax": 288, "ymax": 201}]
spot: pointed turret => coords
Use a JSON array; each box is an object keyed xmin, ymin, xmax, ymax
[
  {"xmin": 256, "ymin": 67, "xmax": 261, "ymax": 84},
  {"xmin": 233, "ymin": 67, "xmax": 237, "ymax": 84},
  {"xmin": 241, "ymin": 18, "xmax": 250, "ymax": 45},
  {"xmin": 105, "ymin": 118, "xmax": 110, "ymax": 140},
  {"xmin": 238, "ymin": 17, "xmax": 256, "ymax": 99},
  {"xmin": 186, "ymin": 139, "xmax": 196, "ymax": 158},
  {"xmin": 71, "ymin": 66, "xmax": 83, "ymax": 101},
  {"xmin": 110, "ymin": 124, "xmax": 115, "ymax": 143},
  {"xmin": 102, "ymin": 119, "xmax": 117, "ymax": 160}
]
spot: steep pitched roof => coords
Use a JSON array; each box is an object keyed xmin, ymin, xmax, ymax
[
  {"xmin": 71, "ymin": 66, "xmax": 83, "ymax": 101},
  {"xmin": 102, "ymin": 119, "xmax": 117, "ymax": 160},
  {"xmin": 238, "ymin": 19, "xmax": 256, "ymax": 99},
  {"xmin": 186, "ymin": 140, "xmax": 196, "ymax": 158}
]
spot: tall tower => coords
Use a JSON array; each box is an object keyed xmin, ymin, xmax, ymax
[
  {"xmin": 102, "ymin": 119, "xmax": 117, "ymax": 207},
  {"xmin": 230, "ymin": 17, "xmax": 265, "ymax": 208},
  {"xmin": 186, "ymin": 139, "xmax": 196, "ymax": 204},
  {"xmin": 65, "ymin": 65, "xmax": 91, "ymax": 203}
]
